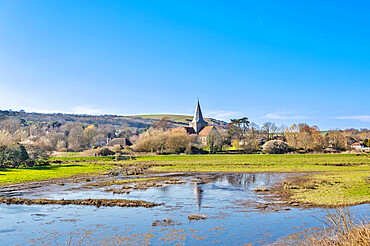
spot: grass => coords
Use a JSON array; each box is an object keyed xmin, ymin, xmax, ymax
[
  {"xmin": 49, "ymin": 156, "xmax": 116, "ymax": 162},
  {"xmin": 123, "ymin": 154, "xmax": 370, "ymax": 173},
  {"xmin": 0, "ymin": 163, "xmax": 113, "ymax": 186},
  {"xmin": 50, "ymin": 153, "xmax": 370, "ymax": 174},
  {"xmin": 285, "ymin": 171, "xmax": 370, "ymax": 206}
]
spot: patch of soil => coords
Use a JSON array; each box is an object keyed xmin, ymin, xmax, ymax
[
  {"xmin": 164, "ymin": 178, "xmax": 186, "ymax": 184},
  {"xmin": 0, "ymin": 197, "xmax": 163, "ymax": 208},
  {"xmin": 152, "ymin": 218, "xmax": 182, "ymax": 226},
  {"xmin": 188, "ymin": 214, "xmax": 207, "ymax": 220},
  {"xmin": 134, "ymin": 181, "xmax": 164, "ymax": 189}
]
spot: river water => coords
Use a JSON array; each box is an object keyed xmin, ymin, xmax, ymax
[{"xmin": 0, "ymin": 173, "xmax": 369, "ymax": 245}]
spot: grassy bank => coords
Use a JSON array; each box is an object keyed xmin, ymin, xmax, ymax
[
  {"xmin": 0, "ymin": 163, "xmax": 112, "ymax": 186},
  {"xmin": 125, "ymin": 154, "xmax": 370, "ymax": 173},
  {"xmin": 283, "ymin": 171, "xmax": 370, "ymax": 206}
]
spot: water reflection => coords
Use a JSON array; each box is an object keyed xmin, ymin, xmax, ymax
[
  {"xmin": 213, "ymin": 173, "xmax": 276, "ymax": 188},
  {"xmin": 193, "ymin": 185, "xmax": 203, "ymax": 211}
]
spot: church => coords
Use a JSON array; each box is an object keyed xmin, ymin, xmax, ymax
[{"xmin": 172, "ymin": 101, "xmax": 221, "ymax": 146}]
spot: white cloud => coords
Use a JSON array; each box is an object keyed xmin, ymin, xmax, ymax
[
  {"xmin": 207, "ymin": 111, "xmax": 241, "ymax": 121},
  {"xmin": 335, "ymin": 115, "xmax": 370, "ymax": 122}
]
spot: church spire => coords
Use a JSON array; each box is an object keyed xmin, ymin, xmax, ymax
[
  {"xmin": 190, "ymin": 99, "xmax": 207, "ymax": 134},
  {"xmin": 192, "ymin": 99, "xmax": 206, "ymax": 123}
]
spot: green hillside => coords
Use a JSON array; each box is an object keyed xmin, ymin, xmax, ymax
[
  {"xmin": 0, "ymin": 110, "xmax": 227, "ymax": 129},
  {"xmin": 126, "ymin": 114, "xmax": 227, "ymax": 127}
]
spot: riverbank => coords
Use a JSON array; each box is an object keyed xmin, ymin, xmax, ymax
[{"xmin": 279, "ymin": 170, "xmax": 370, "ymax": 206}]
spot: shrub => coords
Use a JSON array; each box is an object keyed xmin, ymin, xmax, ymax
[
  {"xmin": 25, "ymin": 144, "xmax": 51, "ymax": 161},
  {"xmin": 134, "ymin": 129, "xmax": 169, "ymax": 153},
  {"xmin": 166, "ymin": 133, "xmax": 192, "ymax": 154},
  {"xmin": 262, "ymin": 140, "xmax": 289, "ymax": 154},
  {"xmin": 186, "ymin": 146, "xmax": 208, "ymax": 154},
  {"xmin": 112, "ymin": 145, "xmax": 123, "ymax": 154},
  {"xmin": 96, "ymin": 147, "xmax": 115, "ymax": 156},
  {"xmin": 134, "ymin": 128, "xmax": 197, "ymax": 154},
  {"xmin": 0, "ymin": 143, "xmax": 29, "ymax": 168}
]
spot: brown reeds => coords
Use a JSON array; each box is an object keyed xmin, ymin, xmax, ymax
[{"xmin": 283, "ymin": 208, "xmax": 370, "ymax": 245}]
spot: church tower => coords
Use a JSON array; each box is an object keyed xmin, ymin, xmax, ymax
[{"xmin": 189, "ymin": 100, "xmax": 207, "ymax": 134}]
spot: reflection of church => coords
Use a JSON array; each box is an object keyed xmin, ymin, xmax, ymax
[{"xmin": 193, "ymin": 184, "xmax": 203, "ymax": 211}]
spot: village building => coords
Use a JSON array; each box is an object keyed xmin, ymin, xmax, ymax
[
  {"xmin": 106, "ymin": 138, "xmax": 132, "ymax": 148},
  {"xmin": 171, "ymin": 101, "xmax": 221, "ymax": 146}
]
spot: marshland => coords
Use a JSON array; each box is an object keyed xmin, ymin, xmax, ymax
[{"xmin": 1, "ymin": 153, "xmax": 370, "ymax": 245}]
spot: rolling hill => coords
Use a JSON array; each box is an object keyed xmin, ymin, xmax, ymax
[{"xmin": 0, "ymin": 110, "xmax": 227, "ymax": 129}]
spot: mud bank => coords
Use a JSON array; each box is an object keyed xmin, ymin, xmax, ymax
[{"xmin": 0, "ymin": 197, "xmax": 163, "ymax": 208}]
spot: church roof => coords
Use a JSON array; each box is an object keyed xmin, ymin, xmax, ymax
[
  {"xmin": 192, "ymin": 101, "xmax": 206, "ymax": 123},
  {"xmin": 198, "ymin": 126, "xmax": 215, "ymax": 136}
]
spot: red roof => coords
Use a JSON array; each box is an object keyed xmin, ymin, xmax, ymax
[{"xmin": 198, "ymin": 126, "xmax": 215, "ymax": 136}]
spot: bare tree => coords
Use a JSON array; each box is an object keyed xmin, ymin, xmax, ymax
[
  {"xmin": 262, "ymin": 122, "xmax": 278, "ymax": 140},
  {"xmin": 152, "ymin": 117, "xmax": 172, "ymax": 131}
]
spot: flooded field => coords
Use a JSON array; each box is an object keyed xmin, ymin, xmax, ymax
[{"xmin": 1, "ymin": 172, "xmax": 369, "ymax": 245}]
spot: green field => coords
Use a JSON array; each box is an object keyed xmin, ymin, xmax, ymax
[
  {"xmin": 125, "ymin": 154, "xmax": 370, "ymax": 173},
  {"xmin": 0, "ymin": 163, "xmax": 112, "ymax": 186},
  {"xmin": 288, "ymin": 171, "xmax": 370, "ymax": 206},
  {"xmin": 47, "ymin": 153, "xmax": 370, "ymax": 173}
]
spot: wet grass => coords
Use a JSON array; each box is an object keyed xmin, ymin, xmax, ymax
[
  {"xmin": 0, "ymin": 164, "xmax": 113, "ymax": 186},
  {"xmin": 284, "ymin": 171, "xmax": 370, "ymax": 206}
]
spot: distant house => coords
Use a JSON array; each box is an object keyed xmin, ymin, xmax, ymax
[
  {"xmin": 349, "ymin": 142, "xmax": 370, "ymax": 151},
  {"xmin": 350, "ymin": 142, "xmax": 365, "ymax": 150},
  {"xmin": 351, "ymin": 142, "xmax": 362, "ymax": 147},
  {"xmin": 170, "ymin": 101, "xmax": 221, "ymax": 146},
  {"xmin": 107, "ymin": 138, "xmax": 132, "ymax": 148},
  {"xmin": 275, "ymin": 136, "xmax": 285, "ymax": 141}
]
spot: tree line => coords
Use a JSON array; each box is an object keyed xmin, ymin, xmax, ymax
[{"xmin": 1, "ymin": 115, "xmax": 370, "ymax": 167}]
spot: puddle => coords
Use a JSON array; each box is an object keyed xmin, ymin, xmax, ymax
[{"xmin": 0, "ymin": 172, "xmax": 369, "ymax": 245}]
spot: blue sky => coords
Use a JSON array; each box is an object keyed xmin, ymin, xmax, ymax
[{"xmin": 0, "ymin": 1, "xmax": 369, "ymax": 130}]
